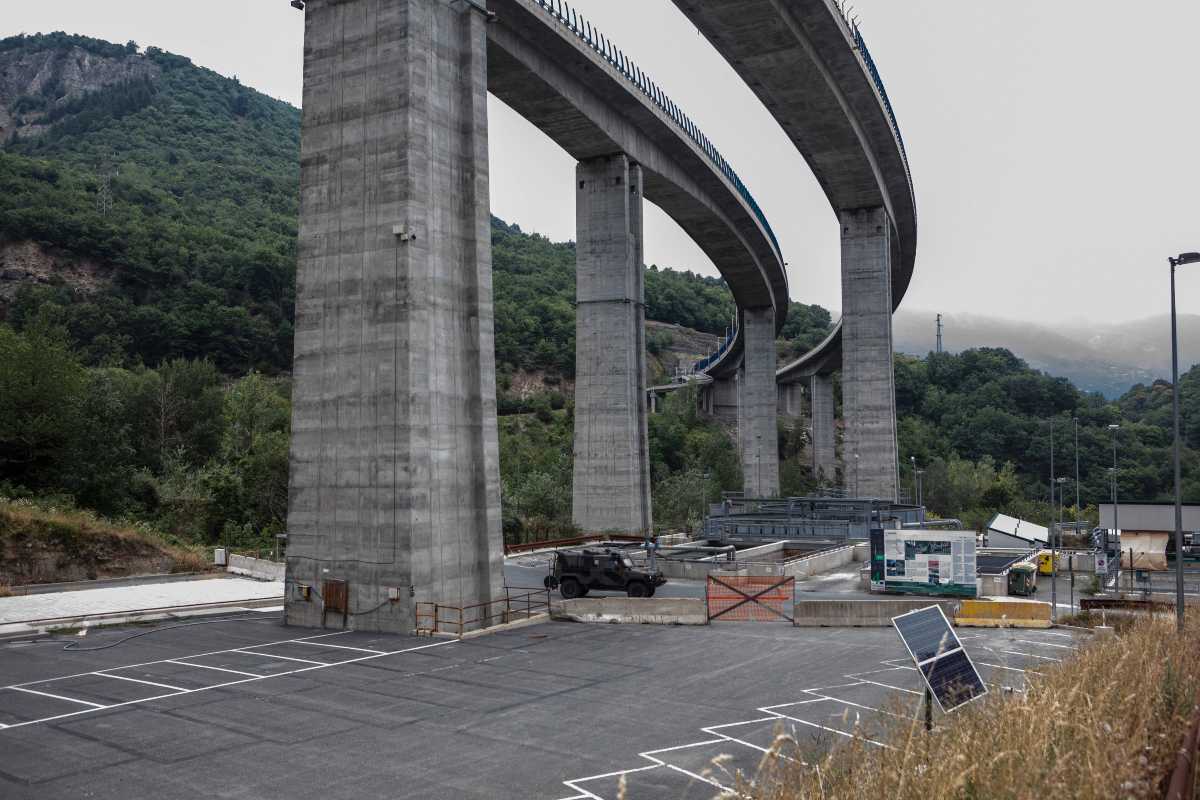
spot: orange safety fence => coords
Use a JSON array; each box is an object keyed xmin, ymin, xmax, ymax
[{"xmin": 706, "ymin": 575, "xmax": 795, "ymax": 622}]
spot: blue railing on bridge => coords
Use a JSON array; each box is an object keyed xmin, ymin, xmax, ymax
[
  {"xmin": 831, "ymin": 3, "xmax": 912, "ymax": 186},
  {"xmin": 691, "ymin": 320, "xmax": 738, "ymax": 374},
  {"xmin": 532, "ymin": 0, "xmax": 783, "ymax": 262}
]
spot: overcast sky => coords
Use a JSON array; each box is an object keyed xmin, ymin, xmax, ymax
[{"xmin": 6, "ymin": 0, "xmax": 1199, "ymax": 325}]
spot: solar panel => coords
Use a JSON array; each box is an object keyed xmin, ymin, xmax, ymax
[
  {"xmin": 920, "ymin": 650, "xmax": 987, "ymax": 711},
  {"xmin": 892, "ymin": 605, "xmax": 987, "ymax": 713},
  {"xmin": 892, "ymin": 605, "xmax": 959, "ymax": 662}
]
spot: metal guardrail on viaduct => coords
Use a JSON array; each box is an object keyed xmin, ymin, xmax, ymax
[{"xmin": 673, "ymin": 0, "xmax": 918, "ymax": 500}]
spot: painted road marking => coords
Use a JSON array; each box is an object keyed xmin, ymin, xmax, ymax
[
  {"xmin": 10, "ymin": 686, "xmax": 107, "ymax": 709},
  {"xmin": 95, "ymin": 672, "xmax": 188, "ymax": 693},
  {"xmin": 0, "ymin": 639, "xmax": 460, "ymax": 731},
  {"xmin": 164, "ymin": 659, "xmax": 261, "ymax": 678}
]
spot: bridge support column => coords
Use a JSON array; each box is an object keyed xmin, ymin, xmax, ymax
[
  {"xmin": 739, "ymin": 308, "xmax": 779, "ymax": 497},
  {"xmin": 841, "ymin": 207, "xmax": 899, "ymax": 500},
  {"xmin": 809, "ymin": 373, "xmax": 836, "ymax": 484},
  {"xmin": 778, "ymin": 382, "xmax": 804, "ymax": 421},
  {"xmin": 284, "ymin": 0, "xmax": 503, "ymax": 633},
  {"xmin": 572, "ymin": 155, "xmax": 652, "ymax": 534}
]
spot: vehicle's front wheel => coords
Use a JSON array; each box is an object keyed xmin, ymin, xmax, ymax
[
  {"xmin": 627, "ymin": 581, "xmax": 649, "ymax": 598},
  {"xmin": 560, "ymin": 578, "xmax": 584, "ymax": 599}
]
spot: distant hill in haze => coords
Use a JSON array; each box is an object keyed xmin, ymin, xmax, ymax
[{"xmin": 895, "ymin": 310, "xmax": 1200, "ymax": 398}]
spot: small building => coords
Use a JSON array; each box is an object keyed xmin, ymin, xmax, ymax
[
  {"xmin": 1098, "ymin": 503, "xmax": 1200, "ymax": 569},
  {"xmin": 985, "ymin": 513, "xmax": 1049, "ymax": 550}
]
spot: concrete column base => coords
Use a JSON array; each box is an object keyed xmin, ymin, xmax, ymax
[{"xmin": 284, "ymin": 0, "xmax": 504, "ymax": 634}]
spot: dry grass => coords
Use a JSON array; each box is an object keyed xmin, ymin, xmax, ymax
[
  {"xmin": 0, "ymin": 583, "xmax": 11, "ymax": 598},
  {"xmin": 736, "ymin": 616, "xmax": 1199, "ymax": 800},
  {"xmin": 0, "ymin": 498, "xmax": 211, "ymax": 584}
]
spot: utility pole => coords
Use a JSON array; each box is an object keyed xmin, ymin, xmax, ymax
[
  {"xmin": 1073, "ymin": 417, "xmax": 1081, "ymax": 524},
  {"xmin": 1049, "ymin": 418, "xmax": 1056, "ymax": 621},
  {"xmin": 935, "ymin": 314, "xmax": 943, "ymax": 354}
]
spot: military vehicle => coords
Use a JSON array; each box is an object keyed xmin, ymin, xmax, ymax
[{"xmin": 544, "ymin": 548, "xmax": 667, "ymax": 599}]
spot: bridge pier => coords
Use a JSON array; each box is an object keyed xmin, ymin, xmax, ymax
[
  {"xmin": 840, "ymin": 207, "xmax": 899, "ymax": 500},
  {"xmin": 809, "ymin": 373, "xmax": 837, "ymax": 484},
  {"xmin": 572, "ymin": 155, "xmax": 653, "ymax": 535},
  {"xmin": 778, "ymin": 382, "xmax": 804, "ymax": 421},
  {"xmin": 284, "ymin": 0, "xmax": 503, "ymax": 633},
  {"xmin": 739, "ymin": 308, "xmax": 780, "ymax": 497}
]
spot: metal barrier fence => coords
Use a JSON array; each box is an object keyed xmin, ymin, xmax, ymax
[
  {"xmin": 530, "ymin": 0, "xmax": 783, "ymax": 262},
  {"xmin": 415, "ymin": 589, "xmax": 551, "ymax": 638},
  {"xmin": 706, "ymin": 575, "xmax": 795, "ymax": 623}
]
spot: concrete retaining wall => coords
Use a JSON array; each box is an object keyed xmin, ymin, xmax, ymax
[
  {"xmin": 228, "ymin": 554, "xmax": 285, "ymax": 582},
  {"xmin": 956, "ymin": 598, "xmax": 1052, "ymax": 628},
  {"xmin": 551, "ymin": 597, "xmax": 707, "ymax": 625},
  {"xmin": 794, "ymin": 598, "xmax": 961, "ymax": 627}
]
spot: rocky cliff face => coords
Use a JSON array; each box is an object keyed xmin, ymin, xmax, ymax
[{"xmin": 0, "ymin": 45, "xmax": 159, "ymax": 142}]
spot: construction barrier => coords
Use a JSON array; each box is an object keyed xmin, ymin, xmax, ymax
[
  {"xmin": 955, "ymin": 598, "xmax": 1052, "ymax": 628},
  {"xmin": 706, "ymin": 575, "xmax": 794, "ymax": 622},
  {"xmin": 552, "ymin": 598, "xmax": 707, "ymax": 625},
  {"xmin": 793, "ymin": 598, "xmax": 961, "ymax": 627}
]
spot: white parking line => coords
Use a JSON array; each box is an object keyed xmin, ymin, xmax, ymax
[
  {"xmin": 1015, "ymin": 639, "xmax": 1076, "ymax": 650},
  {"xmin": 0, "ymin": 630, "xmax": 353, "ymax": 691},
  {"xmin": 1000, "ymin": 649, "xmax": 1060, "ymax": 662},
  {"xmin": 10, "ymin": 686, "xmax": 107, "ymax": 709},
  {"xmin": 976, "ymin": 661, "xmax": 1027, "ymax": 674},
  {"xmin": 164, "ymin": 660, "xmax": 261, "ymax": 678},
  {"xmin": 234, "ymin": 649, "xmax": 326, "ymax": 666},
  {"xmin": 0, "ymin": 639, "xmax": 460, "ymax": 731},
  {"xmin": 294, "ymin": 641, "xmax": 387, "ymax": 655},
  {"xmin": 94, "ymin": 672, "xmax": 187, "ymax": 693}
]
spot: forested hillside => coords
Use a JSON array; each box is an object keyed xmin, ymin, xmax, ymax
[{"xmin": 2, "ymin": 32, "xmax": 1196, "ymax": 556}]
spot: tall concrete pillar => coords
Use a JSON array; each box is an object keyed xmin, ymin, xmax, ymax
[
  {"xmin": 739, "ymin": 308, "xmax": 779, "ymax": 497},
  {"xmin": 809, "ymin": 373, "xmax": 836, "ymax": 484},
  {"xmin": 572, "ymin": 155, "xmax": 652, "ymax": 534},
  {"xmin": 841, "ymin": 207, "xmax": 899, "ymax": 500},
  {"xmin": 285, "ymin": 0, "xmax": 503, "ymax": 633},
  {"xmin": 778, "ymin": 382, "xmax": 804, "ymax": 421}
]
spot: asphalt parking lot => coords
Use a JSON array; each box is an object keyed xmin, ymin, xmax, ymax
[{"xmin": 0, "ymin": 614, "xmax": 1080, "ymax": 799}]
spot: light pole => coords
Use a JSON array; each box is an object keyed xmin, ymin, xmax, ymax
[
  {"xmin": 1108, "ymin": 423, "xmax": 1120, "ymax": 593},
  {"xmin": 853, "ymin": 452, "xmax": 860, "ymax": 499},
  {"xmin": 910, "ymin": 455, "xmax": 918, "ymax": 506},
  {"xmin": 1055, "ymin": 476, "xmax": 1067, "ymax": 618},
  {"xmin": 916, "ymin": 469, "xmax": 925, "ymax": 512},
  {"xmin": 1168, "ymin": 251, "xmax": 1200, "ymax": 631},
  {"xmin": 1073, "ymin": 416, "xmax": 1081, "ymax": 524}
]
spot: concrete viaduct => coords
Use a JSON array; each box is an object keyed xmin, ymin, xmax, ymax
[
  {"xmin": 665, "ymin": 0, "xmax": 918, "ymax": 501},
  {"xmin": 283, "ymin": 0, "xmax": 914, "ymax": 632}
]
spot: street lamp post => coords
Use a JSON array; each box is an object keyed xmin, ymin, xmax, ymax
[
  {"xmin": 853, "ymin": 452, "xmax": 860, "ymax": 499},
  {"xmin": 1073, "ymin": 416, "xmax": 1081, "ymax": 524},
  {"xmin": 1055, "ymin": 476, "xmax": 1067, "ymax": 617},
  {"xmin": 910, "ymin": 455, "xmax": 918, "ymax": 506},
  {"xmin": 1108, "ymin": 424, "xmax": 1120, "ymax": 593},
  {"xmin": 1168, "ymin": 252, "xmax": 1200, "ymax": 631}
]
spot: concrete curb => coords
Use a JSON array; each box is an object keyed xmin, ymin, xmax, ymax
[
  {"xmin": 0, "ymin": 596, "xmax": 284, "ymax": 637},
  {"xmin": 552, "ymin": 598, "xmax": 707, "ymax": 625}
]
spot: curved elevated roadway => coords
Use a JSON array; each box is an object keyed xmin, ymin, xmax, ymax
[
  {"xmin": 486, "ymin": 0, "xmax": 789, "ymax": 328},
  {"xmin": 672, "ymin": 0, "xmax": 917, "ymax": 497},
  {"xmin": 670, "ymin": 0, "xmax": 916, "ymax": 377}
]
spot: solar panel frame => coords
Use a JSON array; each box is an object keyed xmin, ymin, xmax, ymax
[{"xmin": 891, "ymin": 605, "xmax": 988, "ymax": 713}]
